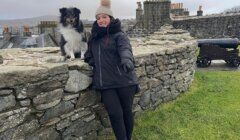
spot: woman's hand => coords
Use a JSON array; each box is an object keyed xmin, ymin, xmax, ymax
[{"xmin": 121, "ymin": 59, "xmax": 134, "ymax": 73}]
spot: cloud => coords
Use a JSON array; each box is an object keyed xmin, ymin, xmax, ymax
[{"xmin": 0, "ymin": 0, "xmax": 239, "ymax": 20}]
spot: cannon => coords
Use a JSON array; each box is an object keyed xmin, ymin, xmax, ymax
[{"xmin": 196, "ymin": 38, "xmax": 240, "ymax": 67}]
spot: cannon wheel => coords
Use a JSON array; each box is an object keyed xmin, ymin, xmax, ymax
[
  {"xmin": 197, "ymin": 57, "xmax": 211, "ymax": 67},
  {"xmin": 202, "ymin": 57, "xmax": 211, "ymax": 67},
  {"xmin": 231, "ymin": 58, "xmax": 240, "ymax": 67}
]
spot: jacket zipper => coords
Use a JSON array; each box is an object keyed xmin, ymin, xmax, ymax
[
  {"xmin": 117, "ymin": 66, "xmax": 122, "ymax": 75},
  {"xmin": 99, "ymin": 45, "xmax": 103, "ymax": 87}
]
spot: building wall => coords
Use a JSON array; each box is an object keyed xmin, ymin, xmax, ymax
[
  {"xmin": 143, "ymin": 0, "xmax": 171, "ymax": 33},
  {"xmin": 173, "ymin": 13, "xmax": 240, "ymax": 39}
]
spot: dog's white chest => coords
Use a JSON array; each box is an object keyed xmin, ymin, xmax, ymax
[{"xmin": 59, "ymin": 26, "xmax": 82, "ymax": 43}]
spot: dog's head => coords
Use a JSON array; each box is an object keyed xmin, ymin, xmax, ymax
[{"xmin": 59, "ymin": 7, "xmax": 81, "ymax": 28}]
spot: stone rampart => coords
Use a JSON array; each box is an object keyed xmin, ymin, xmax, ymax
[
  {"xmin": 173, "ymin": 13, "xmax": 240, "ymax": 39},
  {"xmin": 0, "ymin": 25, "xmax": 197, "ymax": 140}
]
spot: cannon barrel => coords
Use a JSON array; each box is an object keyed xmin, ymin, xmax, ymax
[{"xmin": 198, "ymin": 38, "xmax": 239, "ymax": 49}]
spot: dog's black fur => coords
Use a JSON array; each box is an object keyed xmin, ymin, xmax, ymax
[{"xmin": 59, "ymin": 7, "xmax": 87, "ymax": 59}]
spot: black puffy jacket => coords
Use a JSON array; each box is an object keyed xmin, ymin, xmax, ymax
[{"xmin": 84, "ymin": 19, "xmax": 138, "ymax": 90}]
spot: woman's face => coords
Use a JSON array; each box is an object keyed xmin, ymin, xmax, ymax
[{"xmin": 96, "ymin": 14, "xmax": 111, "ymax": 27}]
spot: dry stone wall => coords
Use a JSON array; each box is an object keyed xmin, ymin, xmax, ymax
[
  {"xmin": 0, "ymin": 25, "xmax": 197, "ymax": 140},
  {"xmin": 173, "ymin": 13, "xmax": 240, "ymax": 39}
]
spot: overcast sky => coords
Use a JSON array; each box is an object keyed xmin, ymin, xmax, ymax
[{"xmin": 0, "ymin": 0, "xmax": 239, "ymax": 20}]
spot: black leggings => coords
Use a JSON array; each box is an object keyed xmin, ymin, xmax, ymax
[{"xmin": 100, "ymin": 85, "xmax": 136, "ymax": 140}]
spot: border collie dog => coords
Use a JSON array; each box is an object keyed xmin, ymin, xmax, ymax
[{"xmin": 59, "ymin": 7, "xmax": 87, "ymax": 60}]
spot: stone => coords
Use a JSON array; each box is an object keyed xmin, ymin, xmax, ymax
[
  {"xmin": 36, "ymin": 112, "xmax": 44, "ymax": 117},
  {"xmin": 93, "ymin": 105, "xmax": 108, "ymax": 119},
  {"xmin": 98, "ymin": 128, "xmax": 113, "ymax": 136},
  {"xmin": 146, "ymin": 65, "xmax": 159, "ymax": 75},
  {"xmin": 100, "ymin": 117, "xmax": 110, "ymax": 128},
  {"xmin": 43, "ymin": 117, "xmax": 61, "ymax": 126},
  {"xmin": 40, "ymin": 101, "xmax": 74, "ymax": 124},
  {"xmin": 133, "ymin": 104, "xmax": 142, "ymax": 113},
  {"xmin": 16, "ymin": 87, "xmax": 28, "ymax": 99},
  {"xmin": 134, "ymin": 57, "xmax": 146, "ymax": 66},
  {"xmin": 93, "ymin": 106, "xmax": 110, "ymax": 127},
  {"xmin": 67, "ymin": 59, "xmax": 90, "ymax": 71},
  {"xmin": 56, "ymin": 118, "xmax": 71, "ymax": 130},
  {"xmin": 70, "ymin": 98, "xmax": 78, "ymax": 104},
  {"xmin": 0, "ymin": 128, "xmax": 14, "ymax": 140},
  {"xmin": 0, "ymin": 95, "xmax": 16, "ymax": 112},
  {"xmin": 0, "ymin": 55, "xmax": 3, "ymax": 64},
  {"xmin": 65, "ymin": 70, "xmax": 92, "ymax": 93},
  {"xmin": 33, "ymin": 89, "xmax": 63, "ymax": 105},
  {"xmin": 139, "ymin": 90, "xmax": 151, "ymax": 110},
  {"xmin": 20, "ymin": 99, "xmax": 31, "ymax": 107},
  {"xmin": 39, "ymin": 56, "xmax": 65, "ymax": 63},
  {"xmin": 25, "ymin": 127, "xmax": 60, "ymax": 140},
  {"xmin": 71, "ymin": 110, "xmax": 92, "ymax": 121},
  {"xmin": 35, "ymin": 99, "xmax": 61, "ymax": 111},
  {"xmin": 83, "ymin": 131, "xmax": 98, "ymax": 140},
  {"xmin": 0, "ymin": 108, "xmax": 31, "ymax": 133},
  {"xmin": 76, "ymin": 90, "xmax": 100, "ymax": 108},
  {"xmin": 151, "ymin": 91, "xmax": 163, "ymax": 104},
  {"xmin": 23, "ymin": 79, "xmax": 65, "ymax": 97},
  {"xmin": 148, "ymin": 78, "xmax": 162, "ymax": 89},
  {"xmin": 135, "ymin": 66, "xmax": 146, "ymax": 77},
  {"xmin": 11, "ymin": 119, "xmax": 39, "ymax": 140},
  {"xmin": 0, "ymin": 89, "xmax": 13, "ymax": 95},
  {"xmin": 63, "ymin": 93, "xmax": 80, "ymax": 101},
  {"xmin": 40, "ymin": 63, "xmax": 69, "ymax": 76},
  {"xmin": 62, "ymin": 119, "xmax": 85, "ymax": 138},
  {"xmin": 83, "ymin": 114, "xmax": 95, "ymax": 122},
  {"xmin": 60, "ymin": 110, "xmax": 75, "ymax": 119},
  {"xmin": 63, "ymin": 120, "xmax": 101, "ymax": 138},
  {"xmin": 138, "ymin": 77, "xmax": 149, "ymax": 92},
  {"xmin": 0, "ymin": 66, "xmax": 49, "ymax": 89}
]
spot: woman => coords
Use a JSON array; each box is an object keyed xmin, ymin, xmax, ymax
[{"xmin": 84, "ymin": 0, "xmax": 139, "ymax": 139}]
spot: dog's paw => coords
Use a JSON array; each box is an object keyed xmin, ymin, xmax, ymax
[{"xmin": 70, "ymin": 58, "xmax": 75, "ymax": 61}]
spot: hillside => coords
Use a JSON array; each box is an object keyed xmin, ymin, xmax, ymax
[{"xmin": 0, "ymin": 15, "xmax": 59, "ymax": 27}]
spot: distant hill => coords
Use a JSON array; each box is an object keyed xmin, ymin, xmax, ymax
[
  {"xmin": 0, "ymin": 15, "xmax": 95, "ymax": 27},
  {"xmin": 0, "ymin": 15, "xmax": 59, "ymax": 27},
  {"xmin": 223, "ymin": 6, "xmax": 240, "ymax": 14}
]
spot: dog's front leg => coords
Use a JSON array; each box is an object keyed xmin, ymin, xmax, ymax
[{"xmin": 70, "ymin": 51, "xmax": 75, "ymax": 61}]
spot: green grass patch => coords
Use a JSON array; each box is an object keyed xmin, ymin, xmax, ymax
[{"xmin": 133, "ymin": 71, "xmax": 240, "ymax": 140}]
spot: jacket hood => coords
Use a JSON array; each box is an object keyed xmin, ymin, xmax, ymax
[{"xmin": 91, "ymin": 18, "xmax": 122, "ymax": 39}]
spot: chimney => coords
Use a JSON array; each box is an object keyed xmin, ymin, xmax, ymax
[
  {"xmin": 23, "ymin": 26, "xmax": 32, "ymax": 37},
  {"xmin": 197, "ymin": 5, "xmax": 203, "ymax": 16},
  {"xmin": 3, "ymin": 27, "xmax": 9, "ymax": 33}
]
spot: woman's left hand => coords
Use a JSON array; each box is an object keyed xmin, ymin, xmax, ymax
[{"xmin": 121, "ymin": 59, "xmax": 134, "ymax": 73}]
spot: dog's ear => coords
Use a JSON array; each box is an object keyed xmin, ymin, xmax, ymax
[
  {"xmin": 74, "ymin": 8, "xmax": 81, "ymax": 15},
  {"xmin": 60, "ymin": 8, "xmax": 67, "ymax": 14}
]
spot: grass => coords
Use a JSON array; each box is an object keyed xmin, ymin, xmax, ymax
[{"xmin": 133, "ymin": 71, "xmax": 240, "ymax": 140}]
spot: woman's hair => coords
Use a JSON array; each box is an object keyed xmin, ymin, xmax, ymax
[{"xmin": 110, "ymin": 16, "xmax": 115, "ymax": 22}]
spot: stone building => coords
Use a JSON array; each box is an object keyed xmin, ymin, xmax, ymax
[
  {"xmin": 128, "ymin": 0, "xmax": 172, "ymax": 37},
  {"xmin": 197, "ymin": 5, "xmax": 203, "ymax": 16},
  {"xmin": 171, "ymin": 3, "xmax": 189, "ymax": 18},
  {"xmin": 38, "ymin": 21, "xmax": 58, "ymax": 39},
  {"xmin": 130, "ymin": 0, "xmax": 240, "ymax": 39},
  {"xmin": 136, "ymin": 2, "xmax": 144, "ymax": 25},
  {"xmin": 143, "ymin": 0, "xmax": 171, "ymax": 32}
]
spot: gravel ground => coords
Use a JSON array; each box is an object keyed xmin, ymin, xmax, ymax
[{"xmin": 196, "ymin": 60, "xmax": 240, "ymax": 71}]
